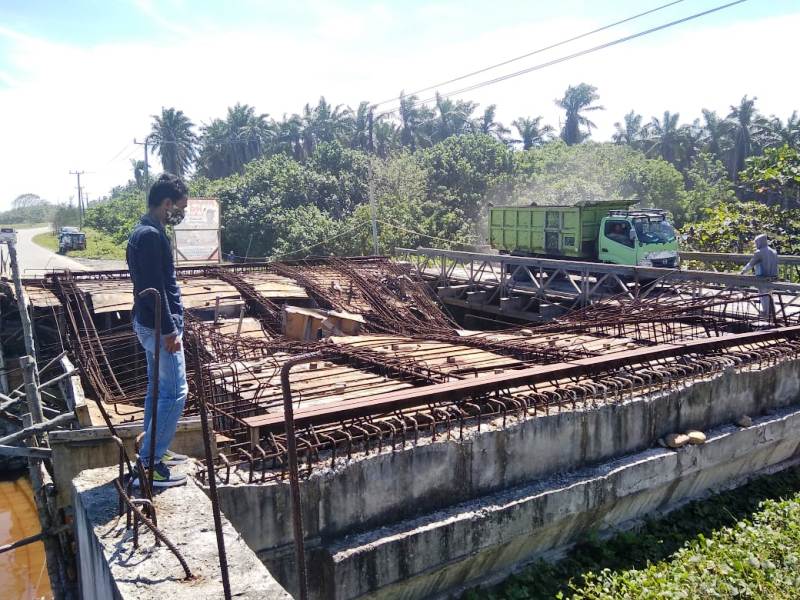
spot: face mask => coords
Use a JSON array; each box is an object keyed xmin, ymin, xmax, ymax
[{"xmin": 165, "ymin": 206, "xmax": 185, "ymax": 226}]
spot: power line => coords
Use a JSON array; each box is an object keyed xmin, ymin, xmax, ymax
[
  {"xmin": 373, "ymin": 0, "xmax": 688, "ymax": 107},
  {"xmin": 103, "ymin": 141, "xmax": 136, "ymax": 166},
  {"xmin": 381, "ymin": 0, "xmax": 749, "ymax": 116},
  {"xmin": 69, "ymin": 170, "xmax": 85, "ymax": 229},
  {"xmin": 226, "ymin": 220, "xmax": 373, "ymax": 261}
]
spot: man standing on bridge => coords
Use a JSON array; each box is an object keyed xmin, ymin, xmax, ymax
[
  {"xmin": 127, "ymin": 173, "xmax": 190, "ymax": 488},
  {"xmin": 741, "ymin": 233, "xmax": 778, "ymax": 322}
]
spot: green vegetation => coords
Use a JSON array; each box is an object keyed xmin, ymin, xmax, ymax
[
  {"xmin": 466, "ymin": 466, "xmax": 800, "ymax": 600},
  {"xmin": 72, "ymin": 86, "xmax": 798, "ymax": 261},
  {"xmin": 33, "ymin": 228, "xmax": 126, "ymax": 261},
  {"xmin": 0, "ymin": 193, "xmax": 80, "ymax": 229}
]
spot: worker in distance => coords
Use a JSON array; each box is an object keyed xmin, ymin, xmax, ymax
[{"xmin": 741, "ymin": 233, "xmax": 778, "ymax": 321}]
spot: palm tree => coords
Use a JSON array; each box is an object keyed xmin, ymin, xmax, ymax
[
  {"xmin": 398, "ymin": 93, "xmax": 433, "ymax": 151},
  {"xmin": 197, "ymin": 119, "xmax": 232, "ymax": 179},
  {"xmin": 350, "ymin": 101, "xmax": 373, "ymax": 152},
  {"xmin": 432, "ymin": 92, "xmax": 477, "ymax": 142},
  {"xmin": 555, "ymin": 83, "xmax": 604, "ymax": 145},
  {"xmin": 130, "ymin": 159, "xmax": 146, "ymax": 189},
  {"xmin": 762, "ymin": 111, "xmax": 800, "ymax": 150},
  {"xmin": 700, "ymin": 109, "xmax": 733, "ymax": 162},
  {"xmin": 728, "ymin": 96, "xmax": 759, "ymax": 180},
  {"xmin": 196, "ymin": 105, "xmax": 273, "ymax": 178},
  {"xmin": 612, "ymin": 111, "xmax": 645, "ymax": 148},
  {"xmin": 473, "ymin": 105, "xmax": 510, "ymax": 141},
  {"xmin": 677, "ymin": 119, "xmax": 704, "ymax": 172},
  {"xmin": 149, "ymin": 107, "xmax": 198, "ymax": 176},
  {"xmin": 512, "ymin": 116, "xmax": 554, "ymax": 150},
  {"xmin": 303, "ymin": 97, "xmax": 353, "ymax": 153},
  {"xmin": 276, "ymin": 114, "xmax": 306, "ymax": 161},
  {"xmin": 374, "ymin": 120, "xmax": 400, "ymax": 158},
  {"xmin": 646, "ymin": 111, "xmax": 682, "ymax": 165},
  {"xmin": 224, "ymin": 103, "xmax": 273, "ymax": 169}
]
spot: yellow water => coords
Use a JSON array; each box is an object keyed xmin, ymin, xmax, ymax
[{"xmin": 0, "ymin": 478, "xmax": 52, "ymax": 600}]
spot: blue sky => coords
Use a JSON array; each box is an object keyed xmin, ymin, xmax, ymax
[{"xmin": 1, "ymin": 0, "xmax": 799, "ymax": 207}]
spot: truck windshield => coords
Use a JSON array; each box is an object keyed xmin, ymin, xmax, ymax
[{"xmin": 633, "ymin": 219, "xmax": 676, "ymax": 244}]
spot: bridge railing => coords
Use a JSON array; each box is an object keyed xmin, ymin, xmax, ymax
[
  {"xmin": 680, "ymin": 251, "xmax": 800, "ymax": 282},
  {"xmin": 395, "ymin": 247, "xmax": 800, "ymax": 319}
]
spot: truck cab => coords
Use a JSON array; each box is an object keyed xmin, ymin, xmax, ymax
[{"xmin": 599, "ymin": 209, "xmax": 678, "ymax": 268}]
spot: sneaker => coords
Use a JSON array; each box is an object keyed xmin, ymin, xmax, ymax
[
  {"xmin": 161, "ymin": 449, "xmax": 189, "ymax": 466},
  {"xmin": 131, "ymin": 462, "xmax": 187, "ymax": 488}
]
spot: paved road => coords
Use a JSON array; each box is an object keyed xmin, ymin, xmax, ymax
[{"xmin": 13, "ymin": 227, "xmax": 88, "ymax": 275}]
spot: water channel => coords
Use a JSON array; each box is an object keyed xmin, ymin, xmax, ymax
[{"xmin": 0, "ymin": 476, "xmax": 52, "ymax": 599}]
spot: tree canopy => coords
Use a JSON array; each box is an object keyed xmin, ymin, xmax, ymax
[{"xmin": 76, "ymin": 83, "xmax": 800, "ymax": 264}]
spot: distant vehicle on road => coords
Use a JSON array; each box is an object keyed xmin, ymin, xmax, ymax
[
  {"xmin": 489, "ymin": 200, "xmax": 680, "ymax": 268},
  {"xmin": 58, "ymin": 227, "xmax": 86, "ymax": 254}
]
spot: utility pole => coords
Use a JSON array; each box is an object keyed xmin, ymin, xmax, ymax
[
  {"xmin": 367, "ymin": 161, "xmax": 380, "ymax": 256},
  {"xmin": 69, "ymin": 171, "xmax": 84, "ymax": 230},
  {"xmin": 133, "ymin": 135, "xmax": 153, "ymax": 198}
]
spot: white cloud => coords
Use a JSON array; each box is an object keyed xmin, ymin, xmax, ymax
[{"xmin": 0, "ymin": 10, "xmax": 798, "ymax": 209}]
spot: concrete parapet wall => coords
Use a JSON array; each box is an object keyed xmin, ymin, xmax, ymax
[
  {"xmin": 52, "ymin": 417, "xmax": 213, "ymax": 509},
  {"xmin": 217, "ymin": 360, "xmax": 800, "ymax": 557},
  {"xmin": 72, "ymin": 465, "xmax": 291, "ymax": 600},
  {"xmin": 325, "ymin": 406, "xmax": 800, "ymax": 599}
]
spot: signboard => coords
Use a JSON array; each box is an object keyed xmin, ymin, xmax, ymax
[{"xmin": 173, "ymin": 197, "xmax": 221, "ymax": 263}]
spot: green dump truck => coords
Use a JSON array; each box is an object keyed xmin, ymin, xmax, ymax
[{"xmin": 489, "ymin": 200, "xmax": 679, "ymax": 268}]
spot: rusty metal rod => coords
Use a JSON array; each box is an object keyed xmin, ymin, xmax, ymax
[
  {"xmin": 0, "ymin": 524, "xmax": 70, "ymax": 555},
  {"xmin": 112, "ymin": 479, "xmax": 192, "ymax": 580},
  {"xmin": 191, "ymin": 343, "xmax": 232, "ymax": 600},
  {"xmin": 280, "ymin": 351, "xmax": 322, "ymax": 600}
]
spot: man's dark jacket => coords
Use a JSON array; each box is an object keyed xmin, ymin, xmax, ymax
[{"xmin": 126, "ymin": 214, "xmax": 183, "ymax": 335}]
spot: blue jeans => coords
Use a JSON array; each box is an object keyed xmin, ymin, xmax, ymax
[{"xmin": 134, "ymin": 319, "xmax": 188, "ymax": 465}]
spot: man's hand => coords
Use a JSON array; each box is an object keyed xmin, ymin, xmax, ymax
[{"xmin": 164, "ymin": 333, "xmax": 182, "ymax": 353}]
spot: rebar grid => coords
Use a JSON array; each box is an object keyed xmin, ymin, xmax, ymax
[{"xmin": 195, "ymin": 334, "xmax": 800, "ymax": 485}]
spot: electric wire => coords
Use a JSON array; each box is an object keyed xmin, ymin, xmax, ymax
[
  {"xmin": 379, "ymin": 0, "xmax": 749, "ymax": 116},
  {"xmin": 373, "ymin": 0, "xmax": 688, "ymax": 107}
]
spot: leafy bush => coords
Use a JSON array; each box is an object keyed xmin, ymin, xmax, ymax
[
  {"xmin": 84, "ymin": 183, "xmax": 145, "ymax": 244},
  {"xmin": 684, "ymin": 202, "xmax": 800, "ymax": 255}
]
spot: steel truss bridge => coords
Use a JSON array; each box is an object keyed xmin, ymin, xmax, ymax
[{"xmin": 396, "ymin": 247, "xmax": 800, "ymax": 325}]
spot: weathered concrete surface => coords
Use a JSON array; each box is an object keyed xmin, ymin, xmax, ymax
[
  {"xmin": 53, "ymin": 417, "xmax": 213, "ymax": 509},
  {"xmin": 72, "ymin": 464, "xmax": 289, "ymax": 600},
  {"xmin": 217, "ymin": 359, "xmax": 800, "ymax": 559},
  {"xmin": 323, "ymin": 406, "xmax": 800, "ymax": 599}
]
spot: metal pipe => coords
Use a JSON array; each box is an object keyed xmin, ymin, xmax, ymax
[
  {"xmin": 280, "ymin": 351, "xmax": 322, "ymax": 600},
  {"xmin": 0, "ymin": 411, "xmax": 75, "ymax": 446},
  {"xmin": 190, "ymin": 341, "xmax": 232, "ymax": 600},
  {"xmin": 138, "ymin": 288, "xmax": 162, "ymax": 496}
]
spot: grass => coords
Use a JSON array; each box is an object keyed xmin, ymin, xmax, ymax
[
  {"xmin": 466, "ymin": 466, "xmax": 800, "ymax": 600},
  {"xmin": 32, "ymin": 228, "xmax": 126, "ymax": 261}
]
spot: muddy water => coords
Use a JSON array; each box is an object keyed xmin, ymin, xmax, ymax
[{"xmin": 0, "ymin": 477, "xmax": 52, "ymax": 599}]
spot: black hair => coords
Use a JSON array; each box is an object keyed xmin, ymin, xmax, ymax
[{"xmin": 147, "ymin": 173, "xmax": 188, "ymax": 208}]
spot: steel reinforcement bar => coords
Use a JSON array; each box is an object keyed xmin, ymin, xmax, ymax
[{"xmin": 253, "ymin": 325, "xmax": 800, "ymax": 433}]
